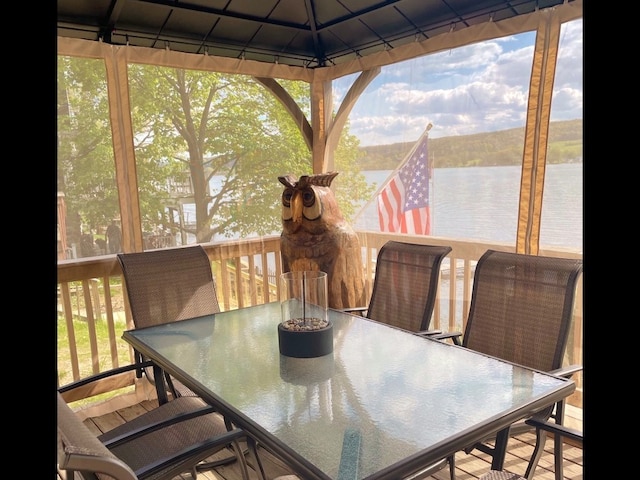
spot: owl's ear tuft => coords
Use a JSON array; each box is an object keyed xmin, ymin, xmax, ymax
[
  {"xmin": 308, "ymin": 171, "xmax": 339, "ymax": 187},
  {"xmin": 297, "ymin": 175, "xmax": 310, "ymax": 188},
  {"xmin": 278, "ymin": 175, "xmax": 298, "ymax": 188}
]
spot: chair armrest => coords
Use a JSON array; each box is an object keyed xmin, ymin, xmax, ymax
[
  {"xmin": 341, "ymin": 307, "xmax": 367, "ymax": 316},
  {"xmin": 417, "ymin": 329, "xmax": 443, "ymax": 336},
  {"xmin": 58, "ymin": 360, "xmax": 167, "ymax": 404},
  {"xmin": 548, "ymin": 364, "xmax": 582, "ymax": 378},
  {"xmin": 524, "ymin": 417, "xmax": 583, "ymax": 444},
  {"xmin": 58, "ymin": 361, "xmax": 155, "ymax": 394},
  {"xmin": 428, "ymin": 331, "xmax": 463, "ymax": 345}
]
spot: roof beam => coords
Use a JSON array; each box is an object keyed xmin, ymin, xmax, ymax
[
  {"xmin": 305, "ymin": 0, "xmax": 326, "ymax": 66},
  {"xmin": 135, "ymin": 0, "xmax": 405, "ymax": 34},
  {"xmin": 101, "ymin": 0, "xmax": 128, "ymax": 42},
  {"xmin": 137, "ymin": 0, "xmax": 314, "ymax": 31}
]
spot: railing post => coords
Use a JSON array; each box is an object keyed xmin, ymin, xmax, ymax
[{"xmin": 90, "ymin": 278, "xmax": 102, "ymax": 322}]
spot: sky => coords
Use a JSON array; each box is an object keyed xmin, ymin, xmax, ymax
[{"xmin": 332, "ymin": 18, "xmax": 583, "ymax": 146}]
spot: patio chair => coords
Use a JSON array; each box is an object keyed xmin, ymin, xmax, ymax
[
  {"xmin": 343, "ymin": 241, "xmax": 455, "ymax": 479},
  {"xmin": 117, "ymin": 245, "xmax": 220, "ymax": 401},
  {"xmin": 117, "ymin": 246, "xmax": 254, "ymax": 471},
  {"xmin": 344, "ymin": 241, "xmax": 452, "ymax": 334},
  {"xmin": 57, "ymin": 390, "xmax": 253, "ymax": 480},
  {"xmin": 477, "ymin": 417, "xmax": 583, "ymax": 480},
  {"xmin": 432, "ymin": 249, "xmax": 583, "ymax": 480}
]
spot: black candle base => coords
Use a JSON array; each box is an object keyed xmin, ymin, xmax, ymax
[{"xmin": 278, "ymin": 321, "xmax": 334, "ymax": 358}]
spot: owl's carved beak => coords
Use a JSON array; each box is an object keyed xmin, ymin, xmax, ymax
[{"xmin": 290, "ymin": 190, "xmax": 303, "ymax": 231}]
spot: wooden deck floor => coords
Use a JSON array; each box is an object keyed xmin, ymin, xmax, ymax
[{"xmin": 68, "ymin": 398, "xmax": 582, "ymax": 480}]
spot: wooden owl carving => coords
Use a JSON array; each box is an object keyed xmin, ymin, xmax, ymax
[{"xmin": 279, "ymin": 171, "xmax": 366, "ymax": 309}]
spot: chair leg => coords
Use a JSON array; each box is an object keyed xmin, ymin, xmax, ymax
[
  {"xmin": 163, "ymin": 371, "xmax": 180, "ymax": 398},
  {"xmin": 524, "ymin": 427, "xmax": 547, "ymax": 480},
  {"xmin": 553, "ymin": 435, "xmax": 564, "ymax": 480},
  {"xmin": 196, "ymin": 416, "xmax": 252, "ymax": 472},
  {"xmin": 246, "ymin": 437, "xmax": 267, "ymax": 480},
  {"xmin": 490, "ymin": 428, "xmax": 510, "ymax": 470},
  {"xmin": 197, "ymin": 440, "xmax": 250, "ymax": 480},
  {"xmin": 231, "ymin": 439, "xmax": 252, "ymax": 480},
  {"xmin": 552, "ymin": 400, "xmax": 566, "ymax": 480},
  {"xmin": 448, "ymin": 454, "xmax": 456, "ymax": 480},
  {"xmin": 151, "ymin": 364, "xmax": 169, "ymax": 404}
]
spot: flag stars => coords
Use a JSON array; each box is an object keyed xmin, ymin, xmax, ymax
[{"xmin": 398, "ymin": 141, "xmax": 431, "ymax": 210}]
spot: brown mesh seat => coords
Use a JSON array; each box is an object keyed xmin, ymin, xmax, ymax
[
  {"xmin": 117, "ymin": 245, "xmax": 220, "ymax": 399},
  {"xmin": 347, "ymin": 241, "xmax": 452, "ymax": 333},
  {"xmin": 434, "ymin": 249, "xmax": 583, "ymax": 480},
  {"xmin": 57, "ymin": 391, "xmax": 251, "ymax": 480}
]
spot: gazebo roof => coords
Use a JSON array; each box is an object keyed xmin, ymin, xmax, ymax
[{"xmin": 57, "ymin": 0, "xmax": 574, "ymax": 68}]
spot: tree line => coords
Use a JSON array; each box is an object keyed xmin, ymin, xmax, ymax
[{"xmin": 356, "ymin": 119, "xmax": 582, "ymax": 170}]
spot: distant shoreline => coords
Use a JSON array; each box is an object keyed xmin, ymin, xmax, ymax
[
  {"xmin": 359, "ymin": 158, "xmax": 582, "ymax": 172},
  {"xmin": 357, "ymin": 119, "xmax": 582, "ymax": 170}
]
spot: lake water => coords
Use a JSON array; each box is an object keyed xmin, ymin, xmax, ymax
[
  {"xmin": 353, "ymin": 163, "xmax": 582, "ymax": 250},
  {"xmin": 191, "ymin": 163, "xmax": 581, "ymax": 250}
]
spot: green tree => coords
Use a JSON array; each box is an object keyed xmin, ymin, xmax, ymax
[
  {"xmin": 334, "ymin": 124, "xmax": 375, "ymax": 221},
  {"xmin": 57, "ymin": 56, "xmax": 120, "ymax": 251},
  {"xmin": 128, "ymin": 66, "xmax": 368, "ymax": 241},
  {"xmin": 58, "ymin": 58, "xmax": 370, "ymax": 249}
]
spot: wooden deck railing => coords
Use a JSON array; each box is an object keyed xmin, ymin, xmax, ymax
[{"xmin": 56, "ymin": 232, "xmax": 583, "ymax": 408}]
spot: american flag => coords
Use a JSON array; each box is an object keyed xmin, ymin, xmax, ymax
[{"xmin": 377, "ymin": 129, "xmax": 432, "ymax": 235}]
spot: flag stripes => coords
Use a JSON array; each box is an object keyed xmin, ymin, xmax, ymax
[{"xmin": 376, "ymin": 128, "xmax": 432, "ymax": 235}]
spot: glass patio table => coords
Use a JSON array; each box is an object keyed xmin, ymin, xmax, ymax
[{"xmin": 123, "ymin": 301, "xmax": 575, "ymax": 480}]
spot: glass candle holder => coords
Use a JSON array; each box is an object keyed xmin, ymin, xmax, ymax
[{"xmin": 279, "ymin": 271, "xmax": 333, "ymax": 357}]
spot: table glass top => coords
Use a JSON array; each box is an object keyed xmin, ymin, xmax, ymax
[{"xmin": 124, "ymin": 302, "xmax": 571, "ymax": 479}]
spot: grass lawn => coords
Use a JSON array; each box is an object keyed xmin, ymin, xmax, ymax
[{"xmin": 57, "ymin": 310, "xmax": 134, "ymax": 407}]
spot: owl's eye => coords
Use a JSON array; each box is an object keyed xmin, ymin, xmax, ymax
[
  {"xmin": 302, "ymin": 188, "xmax": 316, "ymax": 207},
  {"xmin": 282, "ymin": 189, "xmax": 294, "ymax": 207},
  {"xmin": 302, "ymin": 187, "xmax": 321, "ymax": 220}
]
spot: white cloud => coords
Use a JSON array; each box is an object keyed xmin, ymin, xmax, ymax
[{"xmin": 334, "ymin": 19, "xmax": 582, "ymax": 146}]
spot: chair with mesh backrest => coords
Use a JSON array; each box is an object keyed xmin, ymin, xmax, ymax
[
  {"xmin": 116, "ymin": 246, "xmax": 254, "ymax": 473},
  {"xmin": 117, "ymin": 245, "xmax": 220, "ymax": 400},
  {"xmin": 346, "ymin": 241, "xmax": 452, "ymax": 334},
  {"xmin": 433, "ymin": 249, "xmax": 583, "ymax": 480},
  {"xmin": 343, "ymin": 241, "xmax": 455, "ymax": 479},
  {"xmin": 57, "ymin": 390, "xmax": 253, "ymax": 480}
]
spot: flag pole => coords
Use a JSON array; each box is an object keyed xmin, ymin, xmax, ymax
[{"xmin": 353, "ymin": 123, "xmax": 433, "ymax": 224}]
